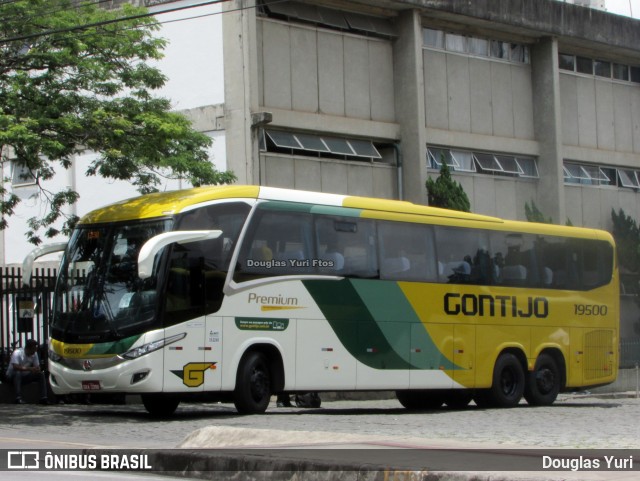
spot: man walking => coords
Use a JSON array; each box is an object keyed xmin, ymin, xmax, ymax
[{"xmin": 5, "ymin": 339, "xmax": 49, "ymax": 404}]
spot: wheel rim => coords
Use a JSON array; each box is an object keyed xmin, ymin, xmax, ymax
[
  {"xmin": 536, "ymin": 367, "xmax": 555, "ymax": 394},
  {"xmin": 500, "ymin": 366, "xmax": 519, "ymax": 397}
]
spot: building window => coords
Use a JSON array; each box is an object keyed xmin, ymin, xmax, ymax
[
  {"xmin": 563, "ymin": 161, "xmax": 628, "ymax": 187},
  {"xmin": 423, "ymin": 28, "xmax": 444, "ymax": 48},
  {"xmin": 259, "ymin": 0, "xmax": 395, "ymax": 39},
  {"xmin": 445, "ymin": 33, "xmax": 466, "ymax": 53},
  {"xmin": 558, "ymin": 53, "xmax": 575, "ymax": 71},
  {"xmin": 427, "ymin": 146, "xmax": 537, "ymax": 179},
  {"xmin": 618, "ymin": 169, "xmax": 640, "ymax": 188},
  {"xmin": 594, "ymin": 60, "xmax": 611, "ymax": 78},
  {"xmin": 422, "ymin": 27, "xmax": 530, "ymax": 64},
  {"xmin": 11, "ymin": 163, "xmax": 37, "ymax": 187},
  {"xmin": 262, "ymin": 130, "xmax": 385, "ymax": 162},
  {"xmin": 559, "ymin": 53, "xmax": 640, "ymax": 84},
  {"xmin": 576, "ymin": 56, "xmax": 593, "ymax": 74}
]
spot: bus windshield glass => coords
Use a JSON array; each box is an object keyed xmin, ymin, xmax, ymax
[{"xmin": 52, "ymin": 219, "xmax": 173, "ymax": 343}]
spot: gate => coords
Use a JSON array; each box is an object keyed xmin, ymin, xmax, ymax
[{"xmin": 0, "ymin": 267, "xmax": 57, "ymax": 376}]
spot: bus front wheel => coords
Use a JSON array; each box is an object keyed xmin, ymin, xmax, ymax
[
  {"xmin": 524, "ymin": 353, "xmax": 561, "ymax": 406},
  {"xmin": 142, "ymin": 394, "xmax": 180, "ymax": 417},
  {"xmin": 234, "ymin": 351, "xmax": 271, "ymax": 414}
]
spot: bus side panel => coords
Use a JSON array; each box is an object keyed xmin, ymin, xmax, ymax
[
  {"xmin": 204, "ymin": 316, "xmax": 223, "ymax": 391},
  {"xmin": 355, "ymin": 320, "xmax": 411, "ymax": 390},
  {"xmin": 220, "ymin": 316, "xmax": 297, "ymax": 392},
  {"xmin": 583, "ymin": 327, "xmax": 617, "ymax": 386},
  {"xmin": 474, "ymin": 324, "xmax": 530, "ymax": 388},
  {"xmin": 529, "ymin": 325, "xmax": 570, "ymax": 374},
  {"xmin": 568, "ymin": 327, "xmax": 584, "ymax": 388},
  {"xmin": 453, "ymin": 324, "xmax": 476, "ymax": 388},
  {"xmin": 163, "ymin": 320, "xmax": 205, "ymax": 393},
  {"xmin": 295, "ymin": 318, "xmax": 357, "ymax": 390},
  {"xmin": 410, "ymin": 323, "xmax": 455, "ymax": 389}
]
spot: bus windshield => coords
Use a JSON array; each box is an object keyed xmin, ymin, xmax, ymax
[{"xmin": 52, "ymin": 219, "xmax": 173, "ymax": 343}]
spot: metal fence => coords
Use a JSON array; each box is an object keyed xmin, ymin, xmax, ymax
[
  {"xmin": 621, "ymin": 337, "xmax": 640, "ymax": 369},
  {"xmin": 0, "ymin": 267, "xmax": 57, "ymax": 377}
]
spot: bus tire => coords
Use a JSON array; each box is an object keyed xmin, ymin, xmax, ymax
[
  {"xmin": 142, "ymin": 394, "xmax": 180, "ymax": 417},
  {"xmin": 489, "ymin": 353, "xmax": 525, "ymax": 408},
  {"xmin": 396, "ymin": 390, "xmax": 444, "ymax": 410},
  {"xmin": 233, "ymin": 351, "xmax": 271, "ymax": 414},
  {"xmin": 524, "ymin": 353, "xmax": 561, "ymax": 406},
  {"xmin": 444, "ymin": 390, "xmax": 473, "ymax": 409}
]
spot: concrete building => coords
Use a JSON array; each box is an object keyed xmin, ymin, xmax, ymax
[
  {"xmin": 223, "ymin": 0, "xmax": 640, "ymax": 232},
  {"xmin": 2, "ymin": 0, "xmax": 640, "ymax": 268}
]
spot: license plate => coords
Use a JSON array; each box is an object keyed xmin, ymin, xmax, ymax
[{"xmin": 81, "ymin": 381, "xmax": 101, "ymax": 391}]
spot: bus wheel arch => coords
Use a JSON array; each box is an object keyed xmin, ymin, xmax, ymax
[
  {"xmin": 524, "ymin": 349, "xmax": 565, "ymax": 406},
  {"xmin": 233, "ymin": 344, "xmax": 284, "ymax": 414},
  {"xmin": 476, "ymin": 349, "xmax": 526, "ymax": 408}
]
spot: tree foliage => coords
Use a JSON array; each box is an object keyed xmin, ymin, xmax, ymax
[
  {"xmin": 425, "ymin": 162, "xmax": 470, "ymax": 212},
  {"xmin": 611, "ymin": 208, "xmax": 640, "ymax": 273},
  {"xmin": 0, "ymin": 0, "xmax": 235, "ymax": 244},
  {"xmin": 524, "ymin": 200, "xmax": 552, "ymax": 224}
]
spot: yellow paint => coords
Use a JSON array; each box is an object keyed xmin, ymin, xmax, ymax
[
  {"xmin": 260, "ymin": 305, "xmax": 306, "ymax": 311},
  {"xmin": 79, "ymin": 185, "xmax": 260, "ymax": 224},
  {"xmin": 183, "ymin": 362, "xmax": 216, "ymax": 388}
]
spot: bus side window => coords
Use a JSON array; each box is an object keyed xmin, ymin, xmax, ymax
[
  {"xmin": 436, "ymin": 226, "xmax": 492, "ymax": 285},
  {"xmin": 377, "ymin": 221, "xmax": 437, "ymax": 282},
  {"xmin": 234, "ymin": 209, "xmax": 314, "ymax": 281},
  {"xmin": 315, "ymin": 216, "xmax": 377, "ymax": 279}
]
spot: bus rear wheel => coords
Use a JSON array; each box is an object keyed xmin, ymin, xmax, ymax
[
  {"xmin": 233, "ymin": 351, "xmax": 271, "ymax": 414},
  {"xmin": 396, "ymin": 390, "xmax": 444, "ymax": 410},
  {"xmin": 524, "ymin": 353, "xmax": 561, "ymax": 406},
  {"xmin": 480, "ymin": 353, "xmax": 525, "ymax": 408},
  {"xmin": 142, "ymin": 394, "xmax": 180, "ymax": 417}
]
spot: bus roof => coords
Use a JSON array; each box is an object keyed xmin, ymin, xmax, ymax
[{"xmin": 77, "ymin": 185, "xmax": 612, "ymax": 242}]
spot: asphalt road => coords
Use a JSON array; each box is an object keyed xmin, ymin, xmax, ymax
[{"xmin": 0, "ymin": 393, "xmax": 638, "ymax": 480}]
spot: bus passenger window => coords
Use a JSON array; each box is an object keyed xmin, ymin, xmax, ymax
[
  {"xmin": 315, "ymin": 216, "xmax": 377, "ymax": 279},
  {"xmin": 436, "ymin": 227, "xmax": 492, "ymax": 285},
  {"xmin": 377, "ymin": 221, "xmax": 437, "ymax": 281},
  {"xmin": 234, "ymin": 209, "xmax": 314, "ymax": 282}
]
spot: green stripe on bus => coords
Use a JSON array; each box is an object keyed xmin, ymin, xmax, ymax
[
  {"xmin": 86, "ymin": 334, "xmax": 141, "ymax": 356},
  {"xmin": 302, "ymin": 279, "xmax": 411, "ymax": 370},
  {"xmin": 350, "ymin": 280, "xmax": 459, "ymax": 371}
]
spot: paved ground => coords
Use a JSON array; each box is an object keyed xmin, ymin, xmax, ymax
[{"xmin": 0, "ymin": 393, "xmax": 638, "ymax": 480}]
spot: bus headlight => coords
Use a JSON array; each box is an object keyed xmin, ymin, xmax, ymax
[
  {"xmin": 121, "ymin": 333, "xmax": 186, "ymax": 360},
  {"xmin": 49, "ymin": 349, "xmax": 62, "ymax": 363}
]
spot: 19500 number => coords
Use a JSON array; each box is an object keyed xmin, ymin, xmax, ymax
[{"xmin": 574, "ymin": 304, "xmax": 608, "ymax": 316}]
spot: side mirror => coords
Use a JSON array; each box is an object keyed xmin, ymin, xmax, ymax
[
  {"xmin": 22, "ymin": 243, "xmax": 68, "ymax": 287},
  {"xmin": 137, "ymin": 230, "xmax": 222, "ymax": 279}
]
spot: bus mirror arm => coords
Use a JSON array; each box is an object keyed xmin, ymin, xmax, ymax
[
  {"xmin": 22, "ymin": 243, "xmax": 68, "ymax": 287},
  {"xmin": 138, "ymin": 230, "xmax": 223, "ymax": 279}
]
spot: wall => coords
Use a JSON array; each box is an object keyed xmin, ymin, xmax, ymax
[
  {"xmin": 424, "ymin": 50, "xmax": 534, "ymax": 140},
  {"xmin": 560, "ymin": 73, "xmax": 640, "ymax": 155},
  {"xmin": 258, "ymin": 19, "xmax": 395, "ymax": 123},
  {"xmin": 256, "ymin": 18, "xmax": 397, "ymax": 198}
]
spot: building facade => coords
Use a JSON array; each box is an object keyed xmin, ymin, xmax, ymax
[{"xmin": 223, "ymin": 0, "xmax": 640, "ymax": 232}]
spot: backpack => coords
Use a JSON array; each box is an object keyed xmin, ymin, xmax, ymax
[{"xmin": 294, "ymin": 392, "xmax": 321, "ymax": 408}]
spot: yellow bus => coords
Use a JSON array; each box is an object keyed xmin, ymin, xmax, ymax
[{"xmin": 41, "ymin": 185, "xmax": 618, "ymax": 415}]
